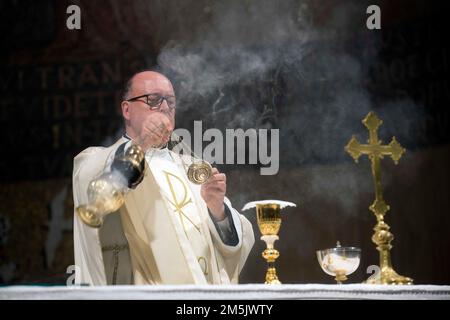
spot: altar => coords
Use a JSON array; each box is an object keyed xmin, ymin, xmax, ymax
[{"xmin": 1, "ymin": 284, "xmax": 449, "ymax": 300}]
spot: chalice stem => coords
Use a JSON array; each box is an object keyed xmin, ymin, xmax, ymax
[{"xmin": 261, "ymin": 235, "xmax": 281, "ymax": 284}]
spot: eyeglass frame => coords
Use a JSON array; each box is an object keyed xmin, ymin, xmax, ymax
[{"xmin": 125, "ymin": 93, "xmax": 176, "ymax": 110}]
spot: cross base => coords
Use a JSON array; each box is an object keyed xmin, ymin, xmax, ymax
[{"xmin": 365, "ymin": 266, "xmax": 413, "ymax": 285}]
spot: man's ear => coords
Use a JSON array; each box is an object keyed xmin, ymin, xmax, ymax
[{"xmin": 121, "ymin": 101, "xmax": 131, "ymax": 120}]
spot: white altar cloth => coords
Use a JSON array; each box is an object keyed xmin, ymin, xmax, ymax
[{"xmin": 1, "ymin": 284, "xmax": 449, "ymax": 300}]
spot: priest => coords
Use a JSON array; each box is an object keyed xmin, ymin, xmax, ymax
[{"xmin": 72, "ymin": 71, "xmax": 255, "ymax": 285}]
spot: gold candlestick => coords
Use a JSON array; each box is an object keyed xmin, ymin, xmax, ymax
[
  {"xmin": 345, "ymin": 111, "xmax": 413, "ymax": 284},
  {"xmin": 243, "ymin": 200, "xmax": 296, "ymax": 284}
]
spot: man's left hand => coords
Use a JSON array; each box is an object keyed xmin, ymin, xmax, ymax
[{"xmin": 201, "ymin": 167, "xmax": 226, "ymax": 221}]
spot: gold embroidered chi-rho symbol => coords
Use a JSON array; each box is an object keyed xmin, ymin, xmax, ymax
[{"xmin": 163, "ymin": 171, "xmax": 201, "ymax": 234}]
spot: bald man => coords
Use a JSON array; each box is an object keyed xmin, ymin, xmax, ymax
[{"xmin": 72, "ymin": 71, "xmax": 255, "ymax": 285}]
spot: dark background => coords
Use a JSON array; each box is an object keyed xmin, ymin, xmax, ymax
[{"xmin": 0, "ymin": 0, "xmax": 449, "ymax": 285}]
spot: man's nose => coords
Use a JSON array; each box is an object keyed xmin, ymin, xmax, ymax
[{"xmin": 159, "ymin": 98, "xmax": 171, "ymax": 112}]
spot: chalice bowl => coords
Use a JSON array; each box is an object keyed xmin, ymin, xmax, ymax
[
  {"xmin": 242, "ymin": 200, "xmax": 296, "ymax": 284},
  {"xmin": 316, "ymin": 242, "xmax": 361, "ymax": 284}
]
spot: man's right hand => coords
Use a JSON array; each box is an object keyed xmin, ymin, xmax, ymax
[{"xmin": 135, "ymin": 113, "xmax": 174, "ymax": 151}]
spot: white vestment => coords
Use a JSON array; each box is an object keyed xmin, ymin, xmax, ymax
[{"xmin": 72, "ymin": 137, "xmax": 255, "ymax": 285}]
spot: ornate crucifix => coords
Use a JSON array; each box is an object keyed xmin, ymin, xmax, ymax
[{"xmin": 345, "ymin": 111, "xmax": 413, "ymax": 284}]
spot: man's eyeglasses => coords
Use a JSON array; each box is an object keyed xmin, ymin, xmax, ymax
[{"xmin": 126, "ymin": 93, "xmax": 176, "ymax": 110}]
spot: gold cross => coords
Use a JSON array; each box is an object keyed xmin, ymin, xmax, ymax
[
  {"xmin": 345, "ymin": 111, "xmax": 405, "ymax": 216},
  {"xmin": 345, "ymin": 111, "xmax": 412, "ymax": 284}
]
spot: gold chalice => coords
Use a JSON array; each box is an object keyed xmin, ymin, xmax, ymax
[
  {"xmin": 242, "ymin": 200, "xmax": 296, "ymax": 284},
  {"xmin": 317, "ymin": 242, "xmax": 361, "ymax": 284}
]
